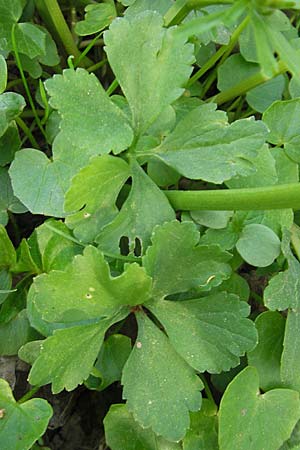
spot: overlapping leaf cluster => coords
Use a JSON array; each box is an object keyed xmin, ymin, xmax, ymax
[{"xmin": 2, "ymin": 1, "xmax": 300, "ymax": 449}]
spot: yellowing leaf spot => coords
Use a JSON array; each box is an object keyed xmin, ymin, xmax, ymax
[
  {"xmin": 136, "ymin": 341, "xmax": 142, "ymax": 349},
  {"xmin": 0, "ymin": 409, "xmax": 5, "ymax": 419},
  {"xmin": 85, "ymin": 293, "xmax": 93, "ymax": 299},
  {"xmin": 83, "ymin": 212, "xmax": 91, "ymax": 219}
]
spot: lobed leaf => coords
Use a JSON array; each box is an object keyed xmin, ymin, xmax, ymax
[
  {"xmin": 28, "ymin": 316, "xmax": 125, "ymax": 393},
  {"xmin": 150, "ymin": 292, "xmax": 257, "ymax": 373},
  {"xmin": 96, "ymin": 161, "xmax": 175, "ymax": 254},
  {"xmin": 10, "ymin": 69, "xmax": 134, "ymax": 216},
  {"xmin": 145, "ymin": 104, "xmax": 268, "ymax": 183},
  {"xmin": 75, "ymin": 3, "xmax": 116, "ymax": 36},
  {"xmin": 0, "ymin": 378, "xmax": 52, "ymax": 450},
  {"xmin": 104, "ymin": 404, "xmax": 181, "ymax": 450},
  {"xmin": 122, "ymin": 312, "xmax": 203, "ymax": 442},
  {"xmin": 247, "ymin": 311, "xmax": 285, "ymax": 391},
  {"xmin": 219, "ymin": 366, "xmax": 300, "ymax": 450},
  {"xmin": 65, "ymin": 155, "xmax": 130, "ymax": 243},
  {"xmin": 143, "ymin": 220, "xmax": 231, "ymax": 299},
  {"xmin": 28, "ymin": 246, "xmax": 151, "ymax": 325},
  {"xmin": 263, "ymin": 99, "xmax": 300, "ymax": 163},
  {"xmin": 182, "ymin": 399, "xmax": 218, "ymax": 450},
  {"xmin": 104, "ymin": 11, "xmax": 194, "ymax": 135}
]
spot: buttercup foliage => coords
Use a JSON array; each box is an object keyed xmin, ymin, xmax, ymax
[{"xmin": 2, "ymin": 0, "xmax": 300, "ymax": 449}]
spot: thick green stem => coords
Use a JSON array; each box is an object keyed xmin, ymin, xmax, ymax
[
  {"xmin": 164, "ymin": 183, "xmax": 300, "ymax": 211},
  {"xmin": 207, "ymin": 60, "xmax": 287, "ymax": 104},
  {"xmin": 35, "ymin": 0, "xmax": 91, "ymax": 66}
]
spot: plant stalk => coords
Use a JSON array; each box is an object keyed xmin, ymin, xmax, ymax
[
  {"xmin": 164, "ymin": 0, "xmax": 234, "ymax": 26},
  {"xmin": 35, "ymin": 0, "xmax": 92, "ymax": 66},
  {"xmin": 207, "ymin": 60, "xmax": 287, "ymax": 104},
  {"xmin": 164, "ymin": 183, "xmax": 300, "ymax": 211}
]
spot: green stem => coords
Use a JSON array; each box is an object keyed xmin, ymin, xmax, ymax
[
  {"xmin": 35, "ymin": 0, "xmax": 91, "ymax": 66},
  {"xmin": 0, "ymin": 289, "xmax": 17, "ymax": 294},
  {"xmin": 199, "ymin": 374, "xmax": 216, "ymax": 405},
  {"xmin": 16, "ymin": 117, "xmax": 40, "ymax": 149},
  {"xmin": 74, "ymin": 32, "xmax": 103, "ymax": 68},
  {"xmin": 87, "ymin": 58, "xmax": 107, "ymax": 73},
  {"xmin": 164, "ymin": 183, "xmax": 300, "ymax": 211},
  {"xmin": 207, "ymin": 60, "xmax": 287, "ymax": 104},
  {"xmin": 164, "ymin": 0, "xmax": 234, "ymax": 26},
  {"xmin": 11, "ymin": 26, "xmax": 47, "ymax": 141},
  {"xmin": 175, "ymin": 0, "xmax": 246, "ymax": 40},
  {"xmin": 107, "ymin": 79, "xmax": 119, "ymax": 96},
  {"xmin": 18, "ymin": 386, "xmax": 40, "ymax": 404},
  {"xmin": 187, "ymin": 16, "xmax": 249, "ymax": 87}
]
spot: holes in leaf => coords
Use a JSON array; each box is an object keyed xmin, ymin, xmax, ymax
[{"xmin": 119, "ymin": 236, "xmax": 142, "ymax": 256}]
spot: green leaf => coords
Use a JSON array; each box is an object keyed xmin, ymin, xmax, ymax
[
  {"xmin": 191, "ymin": 210, "xmax": 233, "ymax": 229},
  {"xmin": 0, "ymin": 269, "xmax": 11, "ymax": 305},
  {"xmin": 29, "ymin": 246, "xmax": 151, "ymax": 326},
  {"xmin": 146, "ymin": 104, "xmax": 267, "ymax": 183},
  {"xmin": 29, "ymin": 315, "xmax": 125, "ymax": 393},
  {"xmin": 250, "ymin": 11, "xmax": 278, "ymax": 77},
  {"xmin": 45, "ymin": 69, "xmax": 133, "ymax": 159},
  {"xmin": 96, "ymin": 161, "xmax": 175, "ymax": 254},
  {"xmin": 0, "ymin": 309, "xmax": 39, "ymax": 356},
  {"xmin": 104, "ymin": 11, "xmax": 194, "ymax": 134},
  {"xmin": 65, "ymin": 155, "xmax": 130, "ymax": 243},
  {"xmin": 10, "ymin": 69, "xmax": 133, "ymax": 216},
  {"xmin": 182, "ymin": 399, "xmax": 218, "ymax": 450},
  {"xmin": 226, "ymin": 144, "xmax": 277, "ymax": 189},
  {"xmin": 247, "ymin": 311, "xmax": 285, "ymax": 391},
  {"xmin": 214, "ymin": 273, "xmax": 250, "ymax": 303},
  {"xmin": 263, "ymin": 99, "xmax": 300, "ymax": 163},
  {"xmin": 150, "ymin": 292, "xmax": 257, "ymax": 373},
  {"xmin": 0, "ymin": 378, "xmax": 52, "ymax": 450},
  {"xmin": 219, "ymin": 366, "xmax": 300, "ymax": 450},
  {"xmin": 266, "ymin": 233, "xmax": 300, "ymax": 392},
  {"xmin": 104, "ymin": 404, "xmax": 181, "ymax": 450},
  {"xmin": 143, "ymin": 220, "xmax": 231, "ymax": 299},
  {"xmin": 0, "ymin": 168, "xmax": 26, "ymax": 225},
  {"xmin": 0, "ymin": 122, "xmax": 21, "ymax": 166},
  {"xmin": 217, "ymin": 54, "xmax": 259, "ymax": 93},
  {"xmin": 0, "ymin": 92, "xmax": 25, "ymax": 137},
  {"xmin": 246, "ymin": 75, "xmax": 285, "ymax": 114},
  {"xmin": 125, "ymin": 0, "xmax": 173, "ymax": 17},
  {"xmin": 86, "ymin": 334, "xmax": 132, "ymax": 391},
  {"xmin": 0, "ymin": 0, "xmax": 26, "ymax": 54},
  {"xmin": 236, "ymin": 223, "xmax": 281, "ymax": 267},
  {"xmin": 0, "ymin": 55, "xmax": 7, "ymax": 93},
  {"xmin": 18, "ymin": 340, "xmax": 43, "ymax": 366},
  {"xmin": 280, "ymin": 419, "xmax": 300, "ymax": 450},
  {"xmin": 122, "ymin": 312, "xmax": 203, "ymax": 442},
  {"xmin": 9, "ymin": 149, "xmax": 69, "ymax": 216},
  {"xmin": 14, "ymin": 22, "xmax": 46, "ymax": 59},
  {"xmin": 75, "ymin": 3, "xmax": 116, "ymax": 36},
  {"xmin": 0, "ymin": 225, "xmax": 16, "ymax": 269},
  {"xmin": 33, "ymin": 219, "xmax": 82, "ymax": 272}
]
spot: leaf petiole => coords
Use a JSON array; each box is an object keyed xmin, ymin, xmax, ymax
[{"xmin": 164, "ymin": 183, "xmax": 300, "ymax": 211}]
